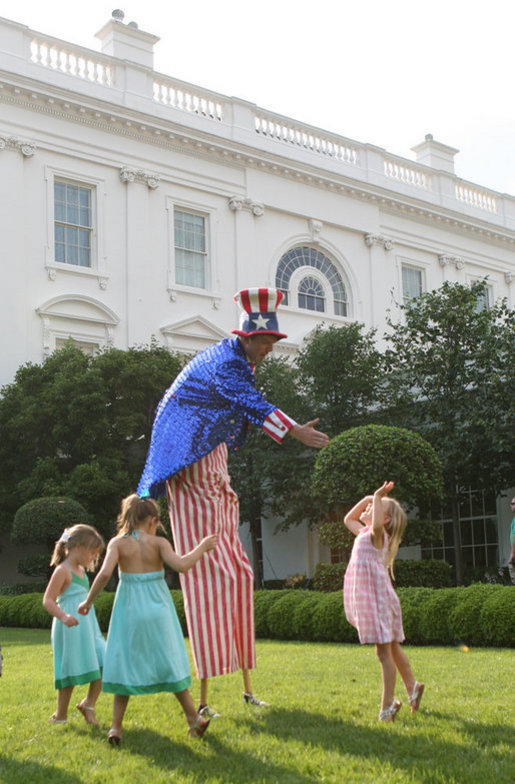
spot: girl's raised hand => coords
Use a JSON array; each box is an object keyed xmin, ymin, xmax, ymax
[
  {"xmin": 202, "ymin": 534, "xmax": 218, "ymax": 552},
  {"xmin": 374, "ymin": 481, "xmax": 395, "ymax": 497}
]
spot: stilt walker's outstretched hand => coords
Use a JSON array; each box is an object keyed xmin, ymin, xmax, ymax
[{"xmin": 289, "ymin": 418, "xmax": 329, "ymax": 449}]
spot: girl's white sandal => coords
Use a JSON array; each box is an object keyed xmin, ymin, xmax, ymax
[
  {"xmin": 408, "ymin": 681, "xmax": 425, "ymax": 713},
  {"xmin": 379, "ymin": 699, "xmax": 402, "ymax": 722}
]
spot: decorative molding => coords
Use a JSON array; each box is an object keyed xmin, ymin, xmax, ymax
[
  {"xmin": 0, "ymin": 134, "xmax": 36, "ymax": 157},
  {"xmin": 505, "ymin": 271, "xmax": 513, "ymax": 285},
  {"xmin": 228, "ymin": 195, "xmax": 264, "ymax": 217},
  {"xmin": 309, "ymin": 219, "xmax": 323, "ymax": 242},
  {"xmin": 45, "ymin": 261, "xmax": 110, "ymax": 289},
  {"xmin": 119, "ymin": 166, "xmax": 160, "ymax": 189},
  {"xmin": 438, "ymin": 254, "xmax": 465, "ymax": 270},
  {"xmin": 364, "ymin": 233, "xmax": 394, "ymax": 251}
]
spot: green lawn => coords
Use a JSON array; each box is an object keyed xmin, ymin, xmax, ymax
[{"xmin": 0, "ymin": 628, "xmax": 513, "ymax": 783}]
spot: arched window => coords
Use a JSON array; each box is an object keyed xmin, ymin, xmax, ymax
[{"xmin": 276, "ymin": 246, "xmax": 348, "ymax": 316}]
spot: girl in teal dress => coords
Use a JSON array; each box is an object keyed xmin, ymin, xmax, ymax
[
  {"xmin": 43, "ymin": 524, "xmax": 105, "ymax": 725},
  {"xmin": 78, "ymin": 494, "xmax": 217, "ymax": 746}
]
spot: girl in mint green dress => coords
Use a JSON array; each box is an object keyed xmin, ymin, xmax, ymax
[
  {"xmin": 43, "ymin": 524, "xmax": 105, "ymax": 725},
  {"xmin": 78, "ymin": 493, "xmax": 217, "ymax": 745}
]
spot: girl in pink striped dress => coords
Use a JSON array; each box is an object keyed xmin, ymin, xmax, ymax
[{"xmin": 343, "ymin": 481, "xmax": 424, "ymax": 722}]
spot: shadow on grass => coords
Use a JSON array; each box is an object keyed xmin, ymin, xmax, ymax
[
  {"xmin": 237, "ymin": 707, "xmax": 514, "ymax": 781},
  {"xmin": 0, "ymin": 753, "xmax": 83, "ymax": 783},
  {"xmin": 122, "ymin": 725, "xmax": 316, "ymax": 784}
]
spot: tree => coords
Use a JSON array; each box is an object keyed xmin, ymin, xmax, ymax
[
  {"xmin": 312, "ymin": 424, "xmax": 443, "ymax": 562},
  {"xmin": 295, "ymin": 323, "xmax": 386, "ymax": 437},
  {"xmin": 385, "ymin": 281, "xmax": 515, "ymax": 583},
  {"xmin": 0, "ymin": 341, "xmax": 184, "ymax": 536}
]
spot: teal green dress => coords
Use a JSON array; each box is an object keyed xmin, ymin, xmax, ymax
[
  {"xmin": 51, "ymin": 567, "xmax": 105, "ymax": 689},
  {"xmin": 102, "ymin": 568, "xmax": 191, "ymax": 696}
]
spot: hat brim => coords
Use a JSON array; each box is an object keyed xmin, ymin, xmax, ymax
[{"xmin": 232, "ymin": 328, "xmax": 287, "ymax": 340}]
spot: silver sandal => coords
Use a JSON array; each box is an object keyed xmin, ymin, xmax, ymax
[
  {"xmin": 379, "ymin": 699, "xmax": 402, "ymax": 722},
  {"xmin": 408, "ymin": 681, "xmax": 425, "ymax": 713}
]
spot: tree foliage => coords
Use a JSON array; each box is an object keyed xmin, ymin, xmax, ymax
[
  {"xmin": 384, "ymin": 280, "xmax": 514, "ymax": 581},
  {"xmin": 0, "ymin": 341, "xmax": 183, "ymax": 536}
]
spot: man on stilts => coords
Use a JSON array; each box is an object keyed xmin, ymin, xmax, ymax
[{"xmin": 138, "ymin": 287, "xmax": 329, "ymax": 717}]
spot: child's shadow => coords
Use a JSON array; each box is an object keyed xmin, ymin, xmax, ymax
[
  {"xmin": 238, "ymin": 706, "xmax": 510, "ymax": 780},
  {"xmin": 125, "ymin": 725, "xmax": 316, "ymax": 784}
]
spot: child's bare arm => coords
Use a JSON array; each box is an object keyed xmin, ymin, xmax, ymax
[
  {"xmin": 344, "ymin": 496, "xmax": 373, "ymax": 536},
  {"xmin": 159, "ymin": 534, "xmax": 218, "ymax": 573},
  {"xmin": 372, "ymin": 481, "xmax": 395, "ymax": 541},
  {"xmin": 42, "ymin": 566, "xmax": 78, "ymax": 627},
  {"xmin": 78, "ymin": 540, "xmax": 119, "ymax": 614}
]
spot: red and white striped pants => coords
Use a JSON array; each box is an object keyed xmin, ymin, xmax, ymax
[{"xmin": 166, "ymin": 443, "xmax": 255, "ymax": 679}]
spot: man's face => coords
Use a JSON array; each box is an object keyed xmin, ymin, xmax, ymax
[{"xmin": 241, "ymin": 334, "xmax": 279, "ymax": 364}]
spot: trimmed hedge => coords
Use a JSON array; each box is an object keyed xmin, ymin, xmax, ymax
[
  {"xmin": 0, "ymin": 586, "xmax": 513, "ymax": 647},
  {"xmin": 312, "ymin": 559, "xmax": 453, "ymax": 593}
]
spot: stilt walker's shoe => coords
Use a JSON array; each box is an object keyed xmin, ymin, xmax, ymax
[{"xmin": 243, "ymin": 692, "xmax": 267, "ymax": 706}]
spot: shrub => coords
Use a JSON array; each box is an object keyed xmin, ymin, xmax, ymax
[
  {"xmin": 395, "ymin": 559, "xmax": 453, "ymax": 588},
  {"xmin": 254, "ymin": 590, "xmax": 285, "ymax": 638},
  {"xmin": 11, "ymin": 497, "xmax": 91, "ymax": 579},
  {"xmin": 0, "ymin": 582, "xmax": 47, "ymax": 596},
  {"xmin": 418, "ymin": 588, "xmax": 460, "ymax": 644},
  {"xmin": 171, "ymin": 589, "xmax": 187, "ymax": 636},
  {"xmin": 397, "ymin": 587, "xmax": 434, "ymax": 644},
  {"xmin": 92, "ymin": 592, "xmax": 115, "ymax": 633},
  {"xmin": 449, "ymin": 584, "xmax": 504, "ymax": 646},
  {"xmin": 293, "ymin": 593, "xmax": 321, "ymax": 641},
  {"xmin": 0, "ymin": 595, "xmax": 10, "ymax": 625},
  {"xmin": 267, "ymin": 591, "xmax": 311, "ymax": 640},
  {"xmin": 312, "ymin": 592, "xmax": 347, "ymax": 642},
  {"xmin": 480, "ymin": 589, "xmax": 515, "ymax": 646},
  {"xmin": 312, "ymin": 563, "xmax": 345, "ymax": 593},
  {"xmin": 283, "ymin": 573, "xmax": 308, "ymax": 590}
]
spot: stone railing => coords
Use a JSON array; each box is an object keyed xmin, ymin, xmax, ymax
[
  {"xmin": 383, "ymin": 158, "xmax": 431, "ymax": 190},
  {"xmin": 29, "ymin": 35, "xmax": 114, "ymax": 86},
  {"xmin": 153, "ymin": 77, "xmax": 224, "ymax": 122},
  {"xmin": 2, "ymin": 16, "xmax": 513, "ymax": 226},
  {"xmin": 254, "ymin": 112, "xmax": 359, "ymax": 165},
  {"xmin": 455, "ymin": 183, "xmax": 497, "ymax": 214}
]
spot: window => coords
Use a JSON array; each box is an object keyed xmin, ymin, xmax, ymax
[
  {"xmin": 54, "ymin": 180, "xmax": 93, "ymax": 267},
  {"xmin": 174, "ymin": 209, "xmax": 207, "ymax": 288},
  {"xmin": 474, "ymin": 284, "xmax": 492, "ymax": 312},
  {"xmin": 422, "ymin": 489, "xmax": 498, "ymax": 571},
  {"xmin": 55, "ymin": 337, "xmax": 99, "ymax": 356},
  {"xmin": 401, "ymin": 265, "xmax": 423, "ymax": 303},
  {"xmin": 298, "ymin": 276, "xmax": 325, "ymax": 312},
  {"xmin": 276, "ymin": 246, "xmax": 348, "ymax": 316}
]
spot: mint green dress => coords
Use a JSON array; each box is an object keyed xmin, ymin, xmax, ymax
[
  {"xmin": 101, "ymin": 568, "xmax": 191, "ymax": 696},
  {"xmin": 51, "ymin": 568, "xmax": 105, "ymax": 689}
]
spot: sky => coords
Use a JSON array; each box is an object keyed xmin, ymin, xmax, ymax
[{"xmin": 4, "ymin": 0, "xmax": 515, "ymax": 196}]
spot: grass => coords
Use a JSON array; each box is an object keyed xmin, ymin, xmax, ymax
[{"xmin": 0, "ymin": 628, "xmax": 513, "ymax": 783}]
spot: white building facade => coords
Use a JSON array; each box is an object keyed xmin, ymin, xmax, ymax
[{"xmin": 0, "ymin": 12, "xmax": 513, "ymax": 581}]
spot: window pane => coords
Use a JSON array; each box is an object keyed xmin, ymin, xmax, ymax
[
  {"xmin": 276, "ymin": 246, "xmax": 347, "ymax": 316},
  {"xmin": 174, "ymin": 210, "xmax": 207, "ymax": 289},
  {"xmin": 402, "ymin": 266, "xmax": 422, "ymax": 300},
  {"xmin": 54, "ymin": 180, "xmax": 93, "ymax": 267}
]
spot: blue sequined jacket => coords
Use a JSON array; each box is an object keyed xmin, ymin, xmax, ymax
[{"xmin": 137, "ymin": 337, "xmax": 276, "ymax": 498}]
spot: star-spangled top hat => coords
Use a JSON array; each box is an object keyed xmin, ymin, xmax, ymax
[{"xmin": 232, "ymin": 287, "xmax": 287, "ymax": 340}]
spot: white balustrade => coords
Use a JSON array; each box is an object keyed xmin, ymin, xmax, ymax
[
  {"xmin": 153, "ymin": 80, "xmax": 223, "ymax": 121},
  {"xmin": 254, "ymin": 114, "xmax": 359, "ymax": 165},
  {"xmin": 384, "ymin": 159, "xmax": 431, "ymax": 190},
  {"xmin": 29, "ymin": 38, "xmax": 114, "ymax": 86},
  {"xmin": 455, "ymin": 183, "xmax": 497, "ymax": 213}
]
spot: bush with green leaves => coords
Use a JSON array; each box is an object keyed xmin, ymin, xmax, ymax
[
  {"xmin": 312, "ymin": 592, "xmax": 350, "ymax": 642},
  {"xmin": 312, "ymin": 562, "xmax": 346, "ymax": 592},
  {"xmin": 479, "ymin": 588, "xmax": 515, "ymax": 646},
  {"xmin": 292, "ymin": 593, "xmax": 321, "ymax": 640},
  {"xmin": 396, "ymin": 587, "xmax": 435, "ymax": 644},
  {"xmin": 395, "ymin": 559, "xmax": 453, "ymax": 588},
  {"xmin": 11, "ymin": 496, "xmax": 91, "ymax": 580},
  {"xmin": 418, "ymin": 588, "xmax": 460, "ymax": 645},
  {"xmin": 254, "ymin": 590, "xmax": 286, "ymax": 638},
  {"xmin": 449, "ymin": 584, "xmax": 504, "ymax": 646},
  {"xmin": 266, "ymin": 590, "xmax": 312, "ymax": 640}
]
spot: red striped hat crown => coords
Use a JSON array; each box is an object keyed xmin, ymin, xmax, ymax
[{"xmin": 232, "ymin": 287, "xmax": 287, "ymax": 339}]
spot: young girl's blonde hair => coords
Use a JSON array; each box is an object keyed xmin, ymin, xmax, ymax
[
  {"xmin": 50, "ymin": 524, "xmax": 104, "ymax": 570},
  {"xmin": 383, "ymin": 498, "xmax": 407, "ymax": 579},
  {"xmin": 117, "ymin": 493, "xmax": 163, "ymax": 536}
]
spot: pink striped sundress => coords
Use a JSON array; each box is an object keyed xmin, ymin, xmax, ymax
[{"xmin": 343, "ymin": 525, "xmax": 405, "ymax": 644}]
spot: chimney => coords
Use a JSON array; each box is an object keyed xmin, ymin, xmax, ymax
[
  {"xmin": 95, "ymin": 9, "xmax": 159, "ymax": 69},
  {"xmin": 411, "ymin": 134, "xmax": 459, "ymax": 175}
]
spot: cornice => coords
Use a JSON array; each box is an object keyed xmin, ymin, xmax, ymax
[{"xmin": 1, "ymin": 77, "xmax": 515, "ymax": 247}]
